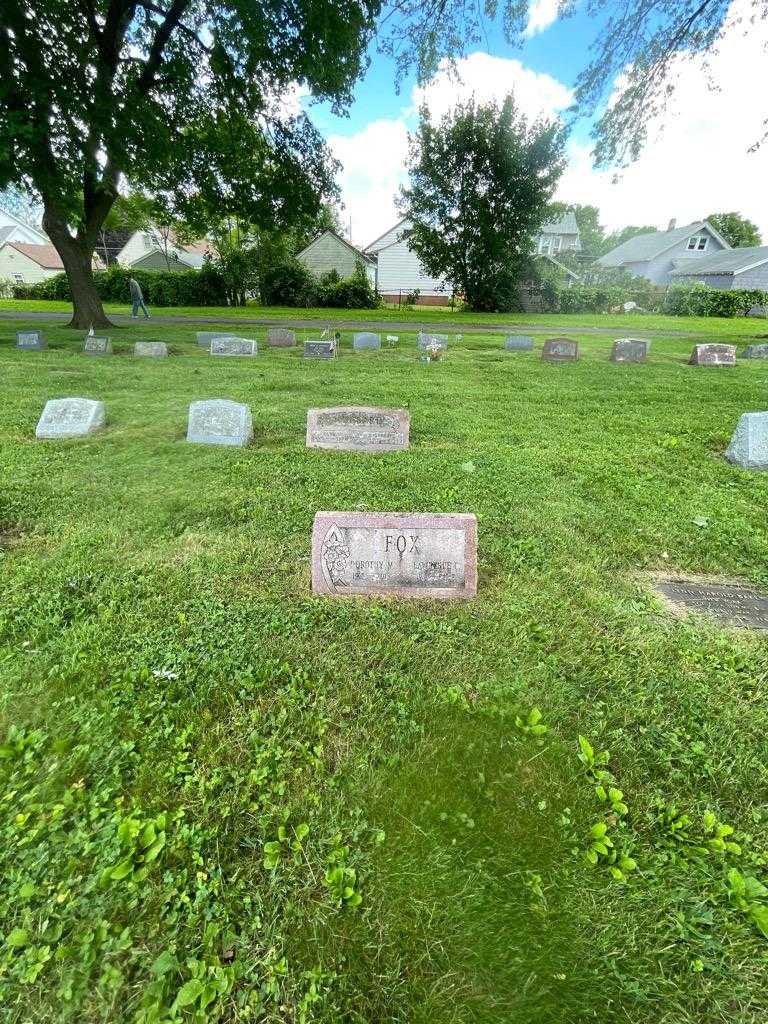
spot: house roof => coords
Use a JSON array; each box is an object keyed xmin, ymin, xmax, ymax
[
  {"xmin": 0, "ymin": 207, "xmax": 48, "ymax": 244},
  {"xmin": 540, "ymin": 212, "xmax": 579, "ymax": 236},
  {"xmin": 364, "ymin": 218, "xmax": 410, "ymax": 253},
  {"xmin": 598, "ymin": 220, "xmax": 731, "ymax": 267},
  {"xmin": 298, "ymin": 229, "xmax": 376, "ymax": 264},
  {"xmin": 671, "ymin": 245, "xmax": 768, "ymax": 276},
  {"xmin": 6, "ymin": 242, "xmax": 64, "ymax": 269}
]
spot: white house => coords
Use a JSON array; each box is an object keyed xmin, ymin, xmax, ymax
[
  {"xmin": 0, "ymin": 242, "xmax": 64, "ymax": 284},
  {"xmin": 364, "ymin": 218, "xmax": 453, "ymax": 305},
  {"xmin": 598, "ymin": 219, "xmax": 731, "ymax": 284},
  {"xmin": 0, "ymin": 207, "xmax": 50, "ymax": 247},
  {"xmin": 297, "ymin": 230, "xmax": 376, "ymax": 286},
  {"xmin": 535, "ymin": 212, "xmax": 581, "ymax": 256},
  {"xmin": 116, "ymin": 229, "xmax": 210, "ymax": 271}
]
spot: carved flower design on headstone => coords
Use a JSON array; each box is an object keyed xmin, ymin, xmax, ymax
[{"xmin": 321, "ymin": 526, "xmax": 350, "ymax": 590}]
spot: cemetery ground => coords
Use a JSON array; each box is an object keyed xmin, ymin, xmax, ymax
[{"xmin": 1, "ymin": 318, "xmax": 767, "ymax": 1024}]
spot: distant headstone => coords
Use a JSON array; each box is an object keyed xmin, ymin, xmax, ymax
[
  {"xmin": 689, "ymin": 343, "xmax": 736, "ymax": 367},
  {"xmin": 352, "ymin": 332, "xmax": 381, "ymax": 350},
  {"xmin": 542, "ymin": 338, "xmax": 578, "ymax": 362},
  {"xmin": 610, "ymin": 338, "xmax": 648, "ymax": 363},
  {"xmin": 386, "ymin": 335, "xmax": 399, "ymax": 347},
  {"xmin": 304, "ymin": 339, "xmax": 337, "ymax": 360},
  {"xmin": 36, "ymin": 397, "xmax": 105, "ymax": 439},
  {"xmin": 210, "ymin": 337, "xmax": 257, "ymax": 357},
  {"xmin": 653, "ymin": 575, "xmax": 768, "ymax": 630},
  {"xmin": 725, "ymin": 411, "xmax": 768, "ymax": 470},
  {"xmin": 196, "ymin": 331, "xmax": 231, "ymax": 348},
  {"xmin": 504, "ymin": 336, "xmax": 534, "ymax": 351},
  {"xmin": 186, "ymin": 399, "xmax": 253, "ymax": 447},
  {"xmin": 306, "ymin": 407, "xmax": 410, "ymax": 452},
  {"xmin": 312, "ymin": 512, "xmax": 477, "ymax": 598},
  {"xmin": 743, "ymin": 344, "xmax": 768, "ymax": 359},
  {"xmin": 134, "ymin": 341, "xmax": 168, "ymax": 357},
  {"xmin": 83, "ymin": 335, "xmax": 112, "ymax": 356},
  {"xmin": 268, "ymin": 328, "xmax": 296, "ymax": 347},
  {"xmin": 16, "ymin": 330, "xmax": 46, "ymax": 350},
  {"xmin": 417, "ymin": 332, "xmax": 448, "ymax": 351}
]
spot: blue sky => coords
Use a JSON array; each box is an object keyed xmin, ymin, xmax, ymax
[{"xmin": 301, "ymin": 0, "xmax": 768, "ymax": 249}]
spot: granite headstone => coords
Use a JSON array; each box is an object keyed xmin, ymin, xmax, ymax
[
  {"xmin": 134, "ymin": 341, "xmax": 168, "ymax": 357},
  {"xmin": 610, "ymin": 338, "xmax": 648, "ymax": 363},
  {"xmin": 653, "ymin": 575, "xmax": 768, "ymax": 630},
  {"xmin": 725, "ymin": 411, "xmax": 768, "ymax": 470},
  {"xmin": 186, "ymin": 399, "xmax": 253, "ymax": 447},
  {"xmin": 312, "ymin": 512, "xmax": 477, "ymax": 599},
  {"xmin": 542, "ymin": 338, "xmax": 579, "ymax": 362},
  {"xmin": 689, "ymin": 343, "xmax": 736, "ymax": 367},
  {"xmin": 267, "ymin": 328, "xmax": 296, "ymax": 347},
  {"xmin": 504, "ymin": 336, "xmax": 534, "ymax": 351},
  {"xmin": 36, "ymin": 397, "xmax": 105, "ymax": 439},
  {"xmin": 210, "ymin": 337, "xmax": 257, "ymax": 357},
  {"xmin": 83, "ymin": 336, "xmax": 112, "ymax": 356},
  {"xmin": 743, "ymin": 344, "xmax": 768, "ymax": 359},
  {"xmin": 306, "ymin": 407, "xmax": 410, "ymax": 452},
  {"xmin": 417, "ymin": 332, "xmax": 449, "ymax": 351},
  {"xmin": 16, "ymin": 330, "xmax": 46, "ymax": 350},
  {"xmin": 304, "ymin": 339, "xmax": 337, "ymax": 360},
  {"xmin": 352, "ymin": 332, "xmax": 382, "ymax": 350},
  {"xmin": 196, "ymin": 331, "xmax": 231, "ymax": 349}
]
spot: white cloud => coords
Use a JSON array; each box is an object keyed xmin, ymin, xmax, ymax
[
  {"xmin": 556, "ymin": 0, "xmax": 768, "ymax": 237},
  {"xmin": 524, "ymin": 0, "xmax": 561, "ymax": 38}
]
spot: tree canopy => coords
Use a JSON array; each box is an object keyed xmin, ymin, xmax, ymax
[
  {"xmin": 706, "ymin": 212, "xmax": 762, "ymax": 249},
  {"xmin": 401, "ymin": 95, "xmax": 566, "ymax": 311}
]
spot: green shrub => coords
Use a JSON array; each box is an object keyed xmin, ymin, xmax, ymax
[
  {"xmin": 664, "ymin": 282, "xmax": 767, "ymax": 317},
  {"xmin": 12, "ymin": 264, "xmax": 229, "ymax": 306},
  {"xmin": 259, "ymin": 259, "xmax": 317, "ymax": 306}
]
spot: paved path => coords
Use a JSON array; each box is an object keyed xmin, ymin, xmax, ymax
[{"xmin": 0, "ymin": 308, "xmax": 708, "ymax": 338}]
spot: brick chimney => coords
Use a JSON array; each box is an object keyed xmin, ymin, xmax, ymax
[{"xmin": 667, "ymin": 218, "xmax": 677, "ymax": 231}]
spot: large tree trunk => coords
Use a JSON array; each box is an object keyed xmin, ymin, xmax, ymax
[{"xmin": 42, "ymin": 206, "xmax": 112, "ymax": 329}]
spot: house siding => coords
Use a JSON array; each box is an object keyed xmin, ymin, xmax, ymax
[
  {"xmin": 130, "ymin": 251, "xmax": 194, "ymax": 272},
  {"xmin": 375, "ymin": 241, "xmax": 452, "ymax": 299},
  {"xmin": 675, "ymin": 267, "xmax": 768, "ymax": 290},
  {"xmin": 297, "ymin": 233, "xmax": 374, "ymax": 284},
  {"xmin": 606, "ymin": 226, "xmax": 729, "ymax": 284},
  {"xmin": 0, "ymin": 211, "xmax": 49, "ymax": 245},
  {"xmin": 0, "ymin": 246, "xmax": 57, "ymax": 283}
]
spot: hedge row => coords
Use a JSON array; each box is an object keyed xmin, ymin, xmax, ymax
[
  {"xmin": 260, "ymin": 260, "xmax": 378, "ymax": 309},
  {"xmin": 13, "ymin": 264, "xmax": 229, "ymax": 306},
  {"xmin": 529, "ymin": 280, "xmax": 662, "ymax": 314},
  {"xmin": 663, "ymin": 282, "xmax": 768, "ymax": 317}
]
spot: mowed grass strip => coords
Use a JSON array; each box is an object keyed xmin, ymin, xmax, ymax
[{"xmin": 0, "ymin": 320, "xmax": 767, "ymax": 1023}]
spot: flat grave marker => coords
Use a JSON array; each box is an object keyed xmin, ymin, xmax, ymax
[
  {"xmin": 268, "ymin": 328, "xmax": 296, "ymax": 348},
  {"xmin": 36, "ymin": 397, "xmax": 105, "ymax": 439},
  {"xmin": 652, "ymin": 575, "xmax": 768, "ymax": 630},
  {"xmin": 689, "ymin": 343, "xmax": 736, "ymax": 367},
  {"xmin": 134, "ymin": 341, "xmax": 168, "ymax": 357},
  {"xmin": 352, "ymin": 332, "xmax": 381, "ymax": 351},
  {"xmin": 610, "ymin": 338, "xmax": 648, "ymax": 363},
  {"xmin": 210, "ymin": 337, "xmax": 258, "ymax": 357},
  {"xmin": 16, "ymin": 330, "xmax": 46, "ymax": 350},
  {"xmin": 306, "ymin": 406, "xmax": 410, "ymax": 452},
  {"xmin": 83, "ymin": 336, "xmax": 112, "ymax": 356},
  {"xmin": 505, "ymin": 336, "xmax": 534, "ymax": 351},
  {"xmin": 542, "ymin": 338, "xmax": 579, "ymax": 362},
  {"xmin": 312, "ymin": 512, "xmax": 477, "ymax": 599},
  {"xmin": 304, "ymin": 339, "xmax": 337, "ymax": 360},
  {"xmin": 725, "ymin": 411, "xmax": 768, "ymax": 470},
  {"xmin": 743, "ymin": 344, "xmax": 768, "ymax": 359},
  {"xmin": 186, "ymin": 399, "xmax": 253, "ymax": 447}
]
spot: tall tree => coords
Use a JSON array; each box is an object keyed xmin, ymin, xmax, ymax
[
  {"xmin": 401, "ymin": 95, "xmax": 566, "ymax": 311},
  {"xmin": 546, "ymin": 202, "xmax": 605, "ymax": 256},
  {"xmin": 706, "ymin": 212, "xmax": 762, "ymax": 249}
]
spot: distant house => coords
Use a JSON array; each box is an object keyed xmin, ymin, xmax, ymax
[
  {"xmin": 0, "ymin": 207, "xmax": 49, "ymax": 247},
  {"xmin": 364, "ymin": 218, "xmax": 453, "ymax": 305},
  {"xmin": 116, "ymin": 229, "xmax": 210, "ymax": 271},
  {"xmin": 535, "ymin": 212, "xmax": 582, "ymax": 257},
  {"xmin": 519, "ymin": 254, "xmax": 580, "ymax": 312},
  {"xmin": 296, "ymin": 230, "xmax": 377, "ymax": 287},
  {"xmin": 0, "ymin": 242, "xmax": 64, "ymax": 284},
  {"xmin": 598, "ymin": 219, "xmax": 731, "ymax": 284},
  {"xmin": 669, "ymin": 246, "xmax": 768, "ymax": 291}
]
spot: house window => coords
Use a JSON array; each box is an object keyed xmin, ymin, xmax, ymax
[
  {"xmin": 687, "ymin": 235, "xmax": 708, "ymax": 252},
  {"xmin": 552, "ymin": 236, "xmax": 562, "ymax": 253},
  {"xmin": 538, "ymin": 236, "xmax": 552, "ymax": 255},
  {"xmin": 12, "ymin": 273, "xmax": 23, "ymax": 283}
]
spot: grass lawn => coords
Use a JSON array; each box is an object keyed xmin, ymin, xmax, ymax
[
  {"xmin": 1, "ymin": 318, "xmax": 767, "ymax": 1023},
  {"xmin": 2, "ymin": 297, "xmax": 768, "ymax": 338}
]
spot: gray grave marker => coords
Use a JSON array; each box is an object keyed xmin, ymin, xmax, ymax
[
  {"xmin": 653, "ymin": 575, "xmax": 768, "ymax": 630},
  {"xmin": 725, "ymin": 411, "xmax": 768, "ymax": 470},
  {"xmin": 352, "ymin": 332, "xmax": 381, "ymax": 350},
  {"xmin": 610, "ymin": 338, "xmax": 648, "ymax": 363},
  {"xmin": 504, "ymin": 335, "xmax": 534, "ymax": 351},
  {"xmin": 196, "ymin": 331, "xmax": 231, "ymax": 348},
  {"xmin": 16, "ymin": 330, "xmax": 46, "ymax": 350},
  {"xmin": 689, "ymin": 343, "xmax": 736, "ymax": 367},
  {"xmin": 312, "ymin": 512, "xmax": 477, "ymax": 599},
  {"xmin": 186, "ymin": 399, "xmax": 253, "ymax": 447},
  {"xmin": 83, "ymin": 336, "xmax": 112, "ymax": 356},
  {"xmin": 542, "ymin": 338, "xmax": 578, "ymax": 362},
  {"xmin": 304, "ymin": 339, "xmax": 337, "ymax": 360},
  {"xmin": 417, "ymin": 332, "xmax": 449, "ymax": 351},
  {"xmin": 36, "ymin": 397, "xmax": 105, "ymax": 439},
  {"xmin": 210, "ymin": 337, "xmax": 257, "ymax": 357},
  {"xmin": 743, "ymin": 344, "xmax": 768, "ymax": 359},
  {"xmin": 306, "ymin": 407, "xmax": 410, "ymax": 452},
  {"xmin": 134, "ymin": 341, "xmax": 168, "ymax": 357},
  {"xmin": 267, "ymin": 328, "xmax": 296, "ymax": 347}
]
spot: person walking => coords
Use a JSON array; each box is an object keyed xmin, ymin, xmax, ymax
[{"xmin": 129, "ymin": 276, "xmax": 150, "ymax": 319}]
